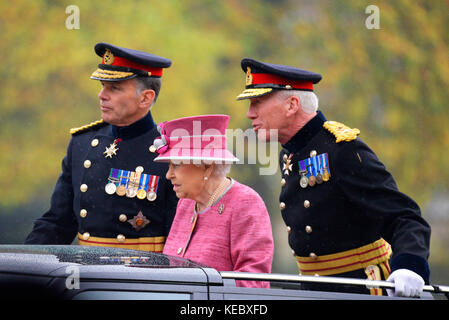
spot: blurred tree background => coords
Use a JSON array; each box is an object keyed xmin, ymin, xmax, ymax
[{"xmin": 1, "ymin": 0, "xmax": 448, "ymax": 285}]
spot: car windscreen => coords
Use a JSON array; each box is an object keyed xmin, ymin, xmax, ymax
[{"xmin": 0, "ymin": 245, "xmax": 208, "ymax": 268}]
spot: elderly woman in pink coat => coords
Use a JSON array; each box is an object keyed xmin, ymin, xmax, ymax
[{"xmin": 152, "ymin": 114, "xmax": 274, "ymax": 288}]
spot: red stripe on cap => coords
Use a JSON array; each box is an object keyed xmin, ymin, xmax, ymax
[
  {"xmin": 103, "ymin": 55, "xmax": 163, "ymax": 76},
  {"xmin": 252, "ymin": 73, "xmax": 313, "ymax": 90}
]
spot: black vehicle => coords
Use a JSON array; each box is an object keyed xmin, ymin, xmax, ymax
[{"xmin": 0, "ymin": 245, "xmax": 445, "ymax": 301}]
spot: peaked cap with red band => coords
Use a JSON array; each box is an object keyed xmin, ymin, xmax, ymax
[
  {"xmin": 236, "ymin": 58, "xmax": 322, "ymax": 100},
  {"xmin": 90, "ymin": 42, "xmax": 172, "ymax": 81}
]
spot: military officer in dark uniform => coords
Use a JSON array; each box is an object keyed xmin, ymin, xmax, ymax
[
  {"xmin": 236, "ymin": 58, "xmax": 431, "ymax": 297},
  {"xmin": 25, "ymin": 43, "xmax": 178, "ymax": 252}
]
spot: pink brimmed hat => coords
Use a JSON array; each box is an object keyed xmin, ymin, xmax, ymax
[{"xmin": 152, "ymin": 115, "xmax": 239, "ymax": 164}]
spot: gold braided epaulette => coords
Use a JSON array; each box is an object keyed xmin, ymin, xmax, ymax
[
  {"xmin": 323, "ymin": 120, "xmax": 360, "ymax": 143},
  {"xmin": 70, "ymin": 119, "xmax": 105, "ymax": 135}
]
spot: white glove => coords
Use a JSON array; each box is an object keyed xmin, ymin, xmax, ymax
[{"xmin": 386, "ymin": 269, "xmax": 424, "ymax": 297}]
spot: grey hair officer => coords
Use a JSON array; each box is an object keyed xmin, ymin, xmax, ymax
[{"xmin": 237, "ymin": 58, "xmax": 431, "ymax": 297}]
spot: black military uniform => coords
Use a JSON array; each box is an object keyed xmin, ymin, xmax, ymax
[
  {"xmin": 237, "ymin": 58, "xmax": 431, "ymax": 294},
  {"xmin": 25, "ymin": 43, "xmax": 178, "ymax": 252}
]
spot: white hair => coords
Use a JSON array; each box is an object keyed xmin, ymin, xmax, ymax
[
  {"xmin": 212, "ymin": 163, "xmax": 232, "ymax": 177},
  {"xmin": 278, "ymin": 90, "xmax": 319, "ymax": 114}
]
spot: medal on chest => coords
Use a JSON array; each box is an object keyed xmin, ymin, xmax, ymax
[
  {"xmin": 298, "ymin": 160, "xmax": 309, "ymax": 188},
  {"xmin": 297, "ymin": 152, "xmax": 331, "ymax": 189},
  {"xmin": 104, "ymin": 167, "xmax": 160, "ymax": 201},
  {"xmin": 127, "ymin": 211, "xmax": 150, "ymax": 231},
  {"xmin": 104, "ymin": 138, "xmax": 121, "ymax": 158},
  {"xmin": 105, "ymin": 168, "xmax": 119, "ymax": 194},
  {"xmin": 282, "ymin": 153, "xmax": 293, "ymax": 175}
]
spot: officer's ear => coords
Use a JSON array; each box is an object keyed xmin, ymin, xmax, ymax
[
  {"xmin": 138, "ymin": 89, "xmax": 156, "ymax": 109},
  {"xmin": 285, "ymin": 94, "xmax": 300, "ymax": 117}
]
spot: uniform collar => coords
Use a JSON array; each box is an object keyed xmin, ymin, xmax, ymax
[
  {"xmin": 110, "ymin": 112, "xmax": 156, "ymax": 140},
  {"xmin": 282, "ymin": 110, "xmax": 327, "ymax": 154}
]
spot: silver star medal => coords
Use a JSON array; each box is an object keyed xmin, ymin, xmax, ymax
[{"xmin": 104, "ymin": 141, "xmax": 119, "ymax": 158}]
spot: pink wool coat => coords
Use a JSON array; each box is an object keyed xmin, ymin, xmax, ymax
[{"xmin": 163, "ymin": 179, "xmax": 274, "ymax": 288}]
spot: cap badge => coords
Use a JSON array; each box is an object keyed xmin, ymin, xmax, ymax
[
  {"xmin": 103, "ymin": 49, "xmax": 115, "ymax": 65},
  {"xmin": 245, "ymin": 67, "xmax": 253, "ymax": 86}
]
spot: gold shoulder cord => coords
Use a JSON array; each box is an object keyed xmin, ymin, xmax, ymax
[
  {"xmin": 323, "ymin": 120, "xmax": 360, "ymax": 143},
  {"xmin": 70, "ymin": 119, "xmax": 104, "ymax": 135}
]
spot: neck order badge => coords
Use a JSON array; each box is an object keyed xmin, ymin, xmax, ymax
[{"xmin": 104, "ymin": 138, "xmax": 121, "ymax": 158}]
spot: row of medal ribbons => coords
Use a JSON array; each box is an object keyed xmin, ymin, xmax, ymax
[
  {"xmin": 298, "ymin": 153, "xmax": 331, "ymax": 188},
  {"xmin": 105, "ymin": 168, "xmax": 160, "ymax": 201}
]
